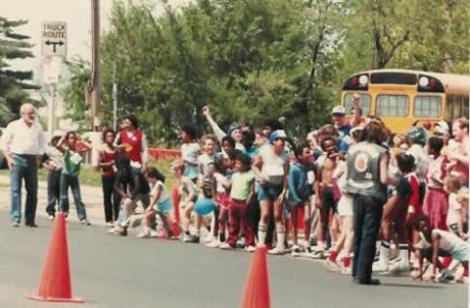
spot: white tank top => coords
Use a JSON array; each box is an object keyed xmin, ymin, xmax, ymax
[
  {"xmin": 260, "ymin": 145, "xmax": 288, "ymax": 185},
  {"xmin": 151, "ymin": 180, "xmax": 170, "ymax": 203}
]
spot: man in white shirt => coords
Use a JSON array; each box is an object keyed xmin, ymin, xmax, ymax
[{"xmin": 1, "ymin": 104, "xmax": 46, "ymax": 227}]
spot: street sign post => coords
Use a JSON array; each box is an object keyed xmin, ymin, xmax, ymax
[{"xmin": 41, "ymin": 21, "xmax": 67, "ymax": 57}]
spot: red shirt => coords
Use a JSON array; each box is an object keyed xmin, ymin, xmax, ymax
[
  {"xmin": 407, "ymin": 173, "xmax": 422, "ymax": 216},
  {"xmin": 100, "ymin": 150, "xmax": 116, "ymax": 177},
  {"xmin": 119, "ymin": 130, "xmax": 143, "ymax": 164}
]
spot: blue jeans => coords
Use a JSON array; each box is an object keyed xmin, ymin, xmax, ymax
[
  {"xmin": 46, "ymin": 170, "xmax": 62, "ymax": 216},
  {"xmin": 10, "ymin": 154, "xmax": 38, "ymax": 224},
  {"xmin": 60, "ymin": 173, "xmax": 87, "ymax": 221},
  {"xmin": 352, "ymin": 194, "xmax": 384, "ymax": 282}
]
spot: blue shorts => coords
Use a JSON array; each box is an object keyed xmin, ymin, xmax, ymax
[
  {"xmin": 154, "ymin": 198, "xmax": 172, "ymax": 214},
  {"xmin": 257, "ymin": 183, "xmax": 283, "ymax": 202},
  {"xmin": 451, "ymin": 242, "xmax": 469, "ymax": 262}
]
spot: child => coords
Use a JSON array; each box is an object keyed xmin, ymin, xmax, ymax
[
  {"xmin": 99, "ymin": 128, "xmax": 119, "ymax": 226},
  {"xmin": 171, "ymin": 159, "xmax": 198, "ymax": 242},
  {"xmin": 197, "ymin": 162, "xmax": 217, "ymax": 244},
  {"xmin": 56, "ymin": 131, "xmax": 92, "ymax": 225},
  {"xmin": 423, "ymin": 137, "xmax": 449, "ymax": 230},
  {"xmin": 288, "ymin": 143, "xmax": 315, "ymax": 253},
  {"xmin": 413, "ymin": 215, "xmax": 469, "ymax": 283},
  {"xmin": 445, "ymin": 176, "xmax": 464, "ymax": 238},
  {"xmin": 110, "ymin": 156, "xmax": 151, "ymax": 236},
  {"xmin": 206, "ymin": 155, "xmax": 231, "ymax": 248},
  {"xmin": 138, "ymin": 167, "xmax": 177, "ymax": 239},
  {"xmin": 180, "ymin": 124, "xmax": 200, "ymax": 182},
  {"xmin": 220, "ymin": 152, "xmax": 256, "ymax": 250},
  {"xmin": 42, "ymin": 135, "xmax": 63, "ymax": 220},
  {"xmin": 313, "ymin": 135, "xmax": 341, "ymax": 258}
]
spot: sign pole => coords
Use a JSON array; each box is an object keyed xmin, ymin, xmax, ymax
[
  {"xmin": 112, "ymin": 62, "xmax": 118, "ymax": 131},
  {"xmin": 91, "ymin": 0, "xmax": 101, "ymax": 131}
]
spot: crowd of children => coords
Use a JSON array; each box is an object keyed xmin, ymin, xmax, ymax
[{"xmin": 42, "ymin": 102, "xmax": 469, "ymax": 285}]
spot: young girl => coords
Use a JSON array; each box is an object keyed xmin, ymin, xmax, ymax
[
  {"xmin": 99, "ymin": 128, "xmax": 119, "ymax": 226},
  {"xmin": 220, "ymin": 153, "xmax": 256, "ymax": 250},
  {"xmin": 423, "ymin": 137, "xmax": 449, "ymax": 230},
  {"xmin": 171, "ymin": 160, "xmax": 198, "ymax": 242},
  {"xmin": 252, "ymin": 129, "xmax": 289, "ymax": 254},
  {"xmin": 56, "ymin": 131, "xmax": 92, "ymax": 225},
  {"xmin": 43, "ymin": 135, "xmax": 63, "ymax": 220},
  {"xmin": 445, "ymin": 176, "xmax": 464, "ymax": 238},
  {"xmin": 197, "ymin": 162, "xmax": 217, "ymax": 244},
  {"xmin": 180, "ymin": 124, "xmax": 200, "ymax": 182},
  {"xmin": 138, "ymin": 167, "xmax": 178, "ymax": 239}
]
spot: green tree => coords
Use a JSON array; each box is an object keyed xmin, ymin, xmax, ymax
[{"xmin": 0, "ymin": 17, "xmax": 38, "ymax": 126}]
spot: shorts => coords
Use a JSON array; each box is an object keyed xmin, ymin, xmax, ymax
[
  {"xmin": 154, "ymin": 198, "xmax": 172, "ymax": 214},
  {"xmin": 337, "ymin": 194, "xmax": 353, "ymax": 217},
  {"xmin": 257, "ymin": 183, "xmax": 283, "ymax": 202},
  {"xmin": 451, "ymin": 242, "xmax": 469, "ymax": 262},
  {"xmin": 320, "ymin": 186, "xmax": 338, "ymax": 214}
]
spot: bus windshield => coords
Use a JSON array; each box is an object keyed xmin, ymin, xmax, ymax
[
  {"xmin": 376, "ymin": 94, "xmax": 409, "ymax": 117},
  {"xmin": 344, "ymin": 93, "xmax": 371, "ymax": 115}
]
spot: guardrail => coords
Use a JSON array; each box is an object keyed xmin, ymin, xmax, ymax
[{"xmin": 148, "ymin": 148, "xmax": 181, "ymax": 160}]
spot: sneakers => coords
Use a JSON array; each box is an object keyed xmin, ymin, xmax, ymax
[
  {"xmin": 372, "ymin": 261, "xmax": 389, "ymax": 273},
  {"xmin": 12, "ymin": 221, "xmax": 20, "ymax": 227},
  {"xmin": 438, "ymin": 269, "xmax": 455, "ymax": 283},
  {"xmin": 105, "ymin": 222, "xmax": 114, "ymax": 227},
  {"xmin": 80, "ymin": 219, "xmax": 91, "ymax": 226},
  {"xmin": 184, "ymin": 235, "xmax": 199, "ymax": 243},
  {"xmin": 389, "ymin": 260, "xmax": 411, "ymax": 274},
  {"xmin": 48, "ymin": 215, "xmax": 55, "ymax": 221},
  {"xmin": 206, "ymin": 239, "xmax": 220, "ymax": 248},
  {"xmin": 341, "ymin": 266, "xmax": 352, "ymax": 275},
  {"xmin": 325, "ymin": 259, "xmax": 341, "ymax": 272},
  {"xmin": 204, "ymin": 234, "xmax": 215, "ymax": 244},
  {"xmin": 310, "ymin": 249, "xmax": 325, "ymax": 259},
  {"xmin": 219, "ymin": 242, "xmax": 234, "ymax": 250},
  {"xmin": 137, "ymin": 230, "xmax": 151, "ymax": 238},
  {"xmin": 245, "ymin": 245, "xmax": 256, "ymax": 253},
  {"xmin": 268, "ymin": 246, "xmax": 285, "ymax": 255}
]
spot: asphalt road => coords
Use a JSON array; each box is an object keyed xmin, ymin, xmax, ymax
[{"xmin": 0, "ymin": 211, "xmax": 467, "ymax": 308}]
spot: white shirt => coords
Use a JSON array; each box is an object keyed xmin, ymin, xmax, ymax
[
  {"xmin": 1, "ymin": 119, "xmax": 46, "ymax": 155},
  {"xmin": 447, "ymin": 193, "xmax": 461, "ymax": 227},
  {"xmin": 150, "ymin": 180, "xmax": 170, "ymax": 204},
  {"xmin": 406, "ymin": 144, "xmax": 430, "ymax": 181}
]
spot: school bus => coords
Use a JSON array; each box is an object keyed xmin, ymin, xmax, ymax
[{"xmin": 341, "ymin": 69, "xmax": 470, "ymax": 133}]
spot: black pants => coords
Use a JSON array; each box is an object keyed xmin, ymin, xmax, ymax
[
  {"xmin": 46, "ymin": 170, "xmax": 61, "ymax": 216},
  {"xmin": 352, "ymin": 195, "xmax": 384, "ymax": 282},
  {"xmin": 101, "ymin": 175, "xmax": 120, "ymax": 222}
]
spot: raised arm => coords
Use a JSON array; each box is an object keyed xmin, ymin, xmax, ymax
[{"xmin": 202, "ymin": 106, "xmax": 226, "ymax": 141}]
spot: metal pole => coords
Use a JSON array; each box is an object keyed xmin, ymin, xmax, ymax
[
  {"xmin": 91, "ymin": 0, "xmax": 100, "ymax": 130},
  {"xmin": 47, "ymin": 84, "xmax": 55, "ymax": 138},
  {"xmin": 112, "ymin": 62, "xmax": 118, "ymax": 131}
]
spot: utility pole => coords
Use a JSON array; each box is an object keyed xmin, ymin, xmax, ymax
[
  {"xmin": 112, "ymin": 62, "xmax": 118, "ymax": 131},
  {"xmin": 90, "ymin": 0, "xmax": 100, "ymax": 131}
]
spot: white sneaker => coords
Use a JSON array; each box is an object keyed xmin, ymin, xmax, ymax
[
  {"xmin": 219, "ymin": 242, "xmax": 233, "ymax": 250},
  {"xmin": 204, "ymin": 234, "xmax": 215, "ymax": 244},
  {"xmin": 310, "ymin": 249, "xmax": 325, "ymax": 259},
  {"xmin": 372, "ymin": 261, "xmax": 389, "ymax": 272},
  {"xmin": 137, "ymin": 230, "xmax": 151, "ymax": 238},
  {"xmin": 48, "ymin": 215, "xmax": 55, "ymax": 221},
  {"xmin": 245, "ymin": 245, "xmax": 256, "ymax": 253},
  {"xmin": 206, "ymin": 239, "xmax": 219, "ymax": 248},
  {"xmin": 149, "ymin": 230, "xmax": 159, "ymax": 238},
  {"xmin": 105, "ymin": 222, "xmax": 114, "ymax": 227},
  {"xmin": 182, "ymin": 233, "xmax": 191, "ymax": 242},
  {"xmin": 325, "ymin": 259, "xmax": 341, "ymax": 272},
  {"xmin": 389, "ymin": 261, "xmax": 411, "ymax": 274},
  {"xmin": 80, "ymin": 219, "xmax": 91, "ymax": 226},
  {"xmin": 268, "ymin": 246, "xmax": 285, "ymax": 255},
  {"xmin": 341, "ymin": 266, "xmax": 352, "ymax": 275}
]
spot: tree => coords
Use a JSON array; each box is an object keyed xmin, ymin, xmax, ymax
[{"xmin": 0, "ymin": 17, "xmax": 38, "ymax": 126}]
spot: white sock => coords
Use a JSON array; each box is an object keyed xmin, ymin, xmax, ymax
[
  {"xmin": 379, "ymin": 241, "xmax": 390, "ymax": 266},
  {"xmin": 399, "ymin": 244, "xmax": 409, "ymax": 264},
  {"xmin": 258, "ymin": 224, "xmax": 267, "ymax": 246},
  {"xmin": 276, "ymin": 226, "xmax": 285, "ymax": 250}
]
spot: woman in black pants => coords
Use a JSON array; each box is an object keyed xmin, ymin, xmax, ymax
[{"xmin": 99, "ymin": 129, "xmax": 120, "ymax": 226}]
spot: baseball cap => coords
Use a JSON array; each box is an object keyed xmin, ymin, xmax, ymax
[
  {"xmin": 434, "ymin": 121, "xmax": 450, "ymax": 136},
  {"xmin": 332, "ymin": 105, "xmax": 346, "ymax": 115}
]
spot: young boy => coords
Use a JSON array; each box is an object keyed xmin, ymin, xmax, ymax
[
  {"xmin": 180, "ymin": 124, "xmax": 200, "ymax": 182},
  {"xmin": 288, "ymin": 143, "xmax": 315, "ymax": 253},
  {"xmin": 42, "ymin": 135, "xmax": 63, "ymax": 220}
]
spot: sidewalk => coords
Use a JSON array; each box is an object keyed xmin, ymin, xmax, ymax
[{"xmin": 0, "ymin": 175, "xmax": 108, "ymax": 226}]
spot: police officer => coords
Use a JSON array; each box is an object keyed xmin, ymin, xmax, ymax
[{"xmin": 345, "ymin": 120, "xmax": 406, "ymax": 285}]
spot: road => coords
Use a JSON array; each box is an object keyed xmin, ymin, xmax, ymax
[
  {"xmin": 0, "ymin": 210, "xmax": 467, "ymax": 308},
  {"xmin": 0, "ymin": 176, "xmax": 467, "ymax": 308}
]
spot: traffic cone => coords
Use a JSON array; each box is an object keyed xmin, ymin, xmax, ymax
[
  {"xmin": 241, "ymin": 245, "xmax": 271, "ymax": 308},
  {"xmin": 27, "ymin": 212, "xmax": 83, "ymax": 303}
]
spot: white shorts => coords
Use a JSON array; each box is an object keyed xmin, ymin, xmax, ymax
[{"xmin": 337, "ymin": 194, "xmax": 353, "ymax": 217}]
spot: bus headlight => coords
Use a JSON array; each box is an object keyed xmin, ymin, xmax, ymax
[
  {"xmin": 419, "ymin": 76, "xmax": 429, "ymax": 87},
  {"xmin": 359, "ymin": 75, "xmax": 369, "ymax": 85}
]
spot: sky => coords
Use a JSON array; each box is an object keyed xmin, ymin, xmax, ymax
[{"xmin": 0, "ymin": 0, "xmax": 191, "ymax": 81}]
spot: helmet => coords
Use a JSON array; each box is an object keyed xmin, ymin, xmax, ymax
[{"xmin": 407, "ymin": 126, "xmax": 427, "ymax": 146}]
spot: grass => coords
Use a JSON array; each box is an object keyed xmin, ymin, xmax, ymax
[{"xmin": 0, "ymin": 158, "xmax": 177, "ymax": 188}]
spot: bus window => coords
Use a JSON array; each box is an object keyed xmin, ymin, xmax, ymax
[
  {"xmin": 454, "ymin": 96, "xmax": 463, "ymax": 118},
  {"xmin": 344, "ymin": 93, "xmax": 371, "ymax": 115},
  {"xmin": 376, "ymin": 95, "xmax": 409, "ymax": 117},
  {"xmin": 446, "ymin": 95, "xmax": 454, "ymax": 118},
  {"xmin": 414, "ymin": 96, "xmax": 441, "ymax": 118},
  {"xmin": 462, "ymin": 97, "xmax": 469, "ymax": 118}
]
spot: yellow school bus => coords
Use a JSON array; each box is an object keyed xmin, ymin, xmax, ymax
[{"xmin": 341, "ymin": 69, "xmax": 470, "ymax": 133}]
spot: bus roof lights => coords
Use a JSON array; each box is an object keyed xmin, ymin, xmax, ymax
[
  {"xmin": 419, "ymin": 76, "xmax": 429, "ymax": 87},
  {"xmin": 359, "ymin": 75, "xmax": 369, "ymax": 85}
]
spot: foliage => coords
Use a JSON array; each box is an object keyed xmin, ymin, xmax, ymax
[
  {"xmin": 0, "ymin": 17, "xmax": 39, "ymax": 126},
  {"xmin": 62, "ymin": 0, "xmax": 470, "ymax": 145}
]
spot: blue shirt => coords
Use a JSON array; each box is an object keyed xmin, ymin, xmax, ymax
[{"xmin": 288, "ymin": 162, "xmax": 315, "ymax": 203}]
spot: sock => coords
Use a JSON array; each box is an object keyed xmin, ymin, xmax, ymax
[
  {"xmin": 398, "ymin": 243, "xmax": 409, "ymax": 264},
  {"xmin": 258, "ymin": 224, "xmax": 267, "ymax": 246},
  {"xmin": 276, "ymin": 227, "xmax": 285, "ymax": 250},
  {"xmin": 328, "ymin": 250, "xmax": 339, "ymax": 262},
  {"xmin": 185, "ymin": 230, "xmax": 190, "ymax": 236},
  {"xmin": 379, "ymin": 241, "xmax": 390, "ymax": 266},
  {"xmin": 219, "ymin": 233, "xmax": 226, "ymax": 242},
  {"xmin": 343, "ymin": 256, "xmax": 352, "ymax": 268}
]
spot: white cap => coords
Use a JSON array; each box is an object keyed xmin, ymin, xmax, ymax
[
  {"xmin": 434, "ymin": 121, "xmax": 450, "ymax": 136},
  {"xmin": 332, "ymin": 105, "xmax": 346, "ymax": 115}
]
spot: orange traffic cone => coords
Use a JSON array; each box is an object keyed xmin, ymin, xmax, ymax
[
  {"xmin": 241, "ymin": 245, "xmax": 271, "ymax": 308},
  {"xmin": 27, "ymin": 212, "xmax": 83, "ymax": 303}
]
